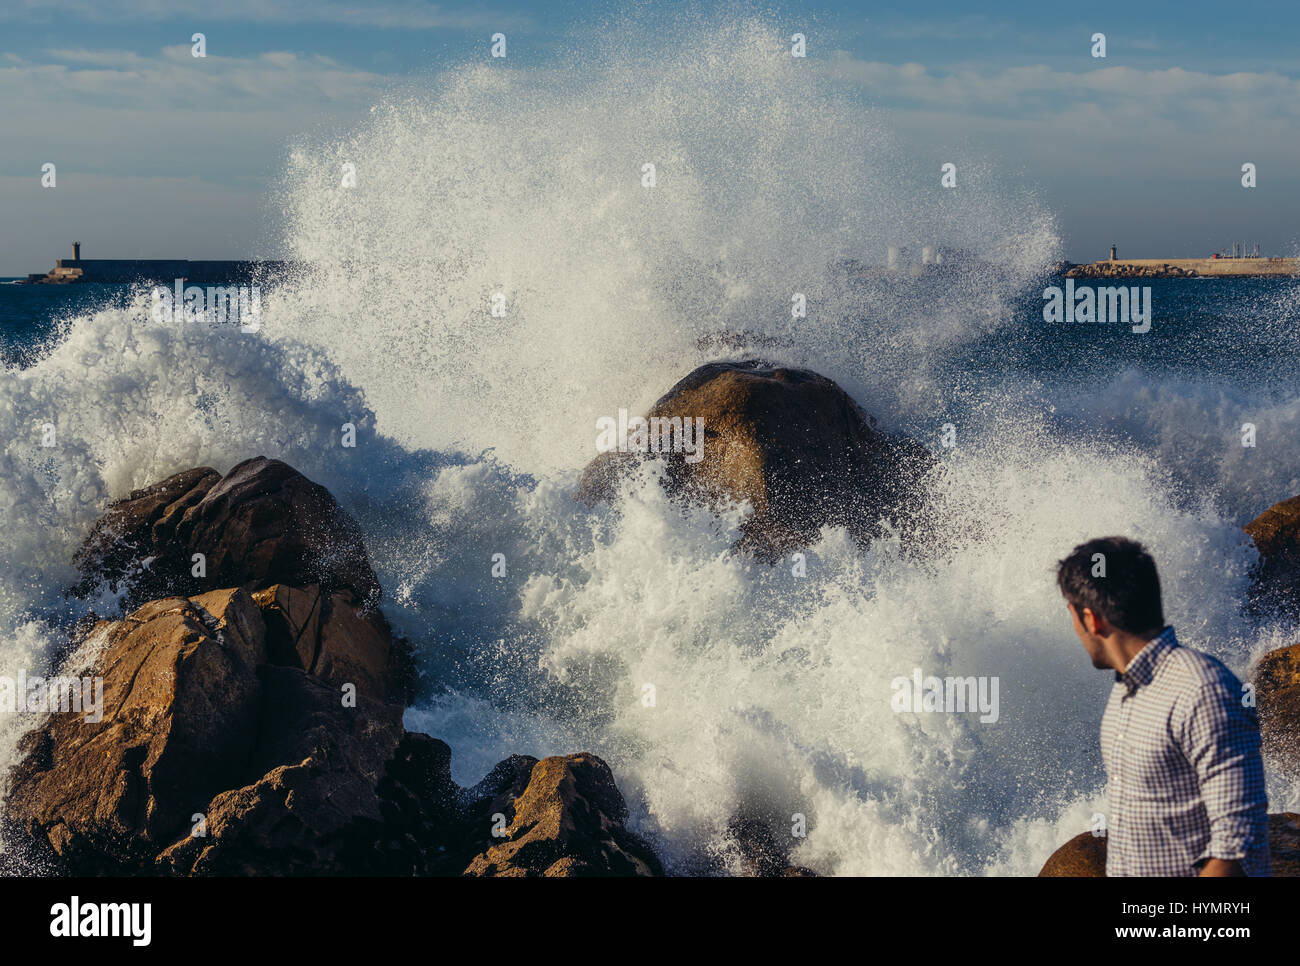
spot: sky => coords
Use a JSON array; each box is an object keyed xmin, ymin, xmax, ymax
[{"xmin": 1, "ymin": 0, "xmax": 1298, "ymax": 274}]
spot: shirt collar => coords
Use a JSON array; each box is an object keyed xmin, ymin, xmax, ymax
[{"xmin": 1114, "ymin": 625, "xmax": 1178, "ymax": 689}]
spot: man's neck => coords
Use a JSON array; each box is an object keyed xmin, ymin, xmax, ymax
[{"xmin": 1110, "ymin": 629, "xmax": 1163, "ymax": 674}]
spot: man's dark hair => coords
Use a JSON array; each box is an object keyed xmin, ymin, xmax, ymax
[{"xmin": 1056, "ymin": 536, "xmax": 1165, "ymax": 635}]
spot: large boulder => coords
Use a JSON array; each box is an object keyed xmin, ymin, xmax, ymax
[
  {"xmin": 578, "ymin": 361, "xmax": 933, "ymax": 559},
  {"xmin": 463, "ymin": 753, "xmax": 662, "ymax": 877},
  {"xmin": 4, "ymin": 589, "xmax": 268, "ymax": 873},
  {"xmin": 1253, "ymin": 642, "xmax": 1300, "ymax": 776},
  {"xmin": 1244, "ymin": 495, "xmax": 1300, "ymax": 614},
  {"xmin": 73, "ymin": 457, "xmax": 380, "ymax": 608},
  {"xmin": 4, "ymin": 584, "xmax": 450, "ymax": 876},
  {"xmin": 1037, "ymin": 831, "xmax": 1108, "ymax": 877},
  {"xmin": 1039, "ymin": 817, "xmax": 1300, "ymax": 876}
]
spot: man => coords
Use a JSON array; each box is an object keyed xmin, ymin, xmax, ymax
[{"xmin": 1057, "ymin": 536, "xmax": 1269, "ymax": 876}]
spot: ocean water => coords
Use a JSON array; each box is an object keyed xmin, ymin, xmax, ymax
[{"xmin": 2, "ymin": 16, "xmax": 1299, "ymax": 876}]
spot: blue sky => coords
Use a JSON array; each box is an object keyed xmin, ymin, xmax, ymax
[{"xmin": 2, "ymin": 0, "xmax": 1298, "ymax": 272}]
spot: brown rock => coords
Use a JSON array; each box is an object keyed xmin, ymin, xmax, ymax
[
  {"xmin": 253, "ymin": 583, "xmax": 404, "ymax": 704},
  {"xmin": 175, "ymin": 457, "xmax": 380, "ymax": 603},
  {"xmin": 462, "ymin": 753, "xmax": 540, "ymax": 828},
  {"xmin": 578, "ymin": 361, "xmax": 933, "ymax": 559},
  {"xmin": 1039, "ymin": 818, "xmax": 1300, "ymax": 876},
  {"xmin": 1253, "ymin": 642, "xmax": 1300, "ymax": 775},
  {"xmin": 4, "ymin": 589, "xmax": 267, "ymax": 873},
  {"xmin": 1038, "ymin": 831, "xmax": 1108, "ymax": 876},
  {"xmin": 71, "ymin": 467, "xmax": 220, "ymax": 602},
  {"xmin": 73, "ymin": 457, "xmax": 380, "ymax": 608},
  {"xmin": 463, "ymin": 753, "xmax": 662, "ymax": 877},
  {"xmin": 5, "ymin": 579, "xmax": 437, "ymax": 875},
  {"xmin": 156, "ymin": 665, "xmax": 407, "ymax": 876},
  {"xmin": 1244, "ymin": 495, "xmax": 1300, "ymax": 614}
]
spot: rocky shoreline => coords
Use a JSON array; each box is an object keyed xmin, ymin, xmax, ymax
[
  {"xmin": 3, "ymin": 455, "xmax": 664, "ymax": 876},
  {"xmin": 4, "ymin": 360, "xmax": 1300, "ymax": 876}
]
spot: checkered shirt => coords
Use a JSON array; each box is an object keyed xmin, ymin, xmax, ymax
[{"xmin": 1100, "ymin": 626, "xmax": 1270, "ymax": 876}]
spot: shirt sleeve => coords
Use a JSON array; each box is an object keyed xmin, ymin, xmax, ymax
[{"xmin": 1177, "ymin": 680, "xmax": 1268, "ymax": 867}]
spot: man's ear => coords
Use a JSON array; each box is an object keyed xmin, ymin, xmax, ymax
[{"xmin": 1081, "ymin": 607, "xmax": 1103, "ymax": 636}]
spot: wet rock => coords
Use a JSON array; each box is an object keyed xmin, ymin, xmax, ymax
[
  {"xmin": 73, "ymin": 457, "xmax": 380, "ymax": 608},
  {"xmin": 578, "ymin": 360, "xmax": 934, "ymax": 560},
  {"xmin": 1253, "ymin": 642, "xmax": 1300, "ymax": 776},
  {"xmin": 253, "ymin": 583, "xmax": 406, "ymax": 705},
  {"xmin": 726, "ymin": 816, "xmax": 816, "ymax": 877},
  {"xmin": 1037, "ymin": 831, "xmax": 1108, "ymax": 877},
  {"xmin": 71, "ymin": 467, "xmax": 220, "ymax": 604},
  {"xmin": 156, "ymin": 665, "xmax": 407, "ymax": 876},
  {"xmin": 4, "ymin": 589, "xmax": 267, "ymax": 874},
  {"xmin": 1245, "ymin": 495, "xmax": 1300, "ymax": 616},
  {"xmin": 1039, "ymin": 819, "xmax": 1300, "ymax": 877},
  {"xmin": 463, "ymin": 753, "xmax": 662, "ymax": 877},
  {"xmin": 462, "ymin": 754, "xmax": 540, "ymax": 828}
]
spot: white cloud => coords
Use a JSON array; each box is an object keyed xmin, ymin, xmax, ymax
[
  {"xmin": 1, "ymin": 0, "xmax": 527, "ymax": 30},
  {"xmin": 821, "ymin": 54, "xmax": 1300, "ymax": 126},
  {"xmin": 0, "ymin": 46, "xmax": 392, "ymax": 112}
]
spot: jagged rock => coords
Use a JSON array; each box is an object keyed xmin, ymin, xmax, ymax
[
  {"xmin": 71, "ymin": 467, "xmax": 220, "ymax": 603},
  {"xmin": 1253, "ymin": 642, "xmax": 1300, "ymax": 776},
  {"xmin": 463, "ymin": 753, "xmax": 662, "ymax": 877},
  {"xmin": 4, "ymin": 589, "xmax": 267, "ymax": 874},
  {"xmin": 253, "ymin": 583, "xmax": 405, "ymax": 705},
  {"xmin": 156, "ymin": 666, "xmax": 407, "ymax": 876},
  {"xmin": 578, "ymin": 361, "xmax": 933, "ymax": 559},
  {"xmin": 462, "ymin": 754, "xmax": 540, "ymax": 829},
  {"xmin": 1245, "ymin": 495, "xmax": 1300, "ymax": 615},
  {"xmin": 1039, "ymin": 817, "xmax": 1300, "ymax": 876},
  {"xmin": 175, "ymin": 457, "xmax": 380, "ymax": 603},
  {"xmin": 73, "ymin": 457, "xmax": 380, "ymax": 608},
  {"xmin": 4, "ymin": 580, "xmax": 448, "ymax": 876}
]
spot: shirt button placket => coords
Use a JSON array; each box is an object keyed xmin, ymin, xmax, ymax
[{"xmin": 1113, "ymin": 695, "xmax": 1130, "ymax": 874}]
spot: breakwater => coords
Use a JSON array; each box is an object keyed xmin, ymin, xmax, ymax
[
  {"xmin": 24, "ymin": 258, "xmax": 295, "ymax": 284},
  {"xmin": 1067, "ymin": 257, "xmax": 1300, "ymax": 279}
]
